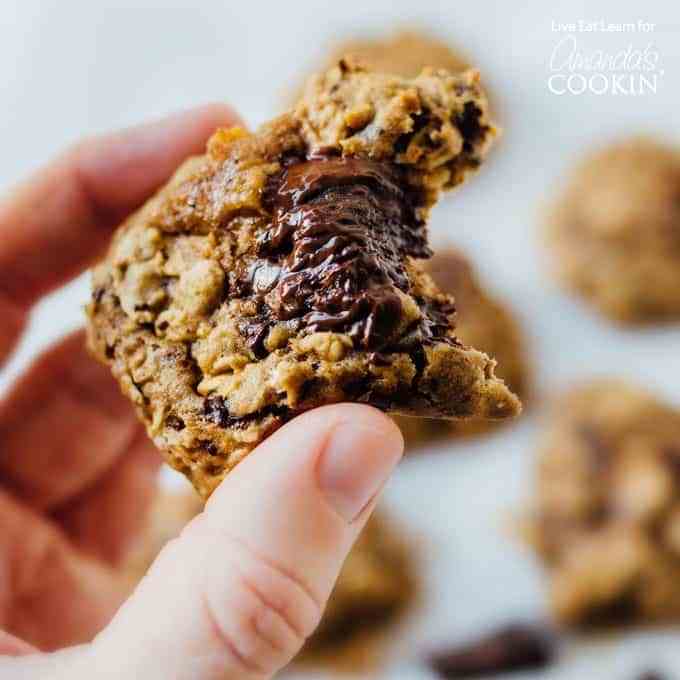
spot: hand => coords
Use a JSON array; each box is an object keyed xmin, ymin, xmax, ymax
[{"xmin": 0, "ymin": 109, "xmax": 404, "ymax": 679}]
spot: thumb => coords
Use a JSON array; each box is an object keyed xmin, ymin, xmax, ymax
[{"xmin": 82, "ymin": 404, "xmax": 402, "ymax": 679}]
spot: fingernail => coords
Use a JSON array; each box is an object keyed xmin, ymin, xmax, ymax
[{"xmin": 317, "ymin": 420, "xmax": 403, "ymax": 522}]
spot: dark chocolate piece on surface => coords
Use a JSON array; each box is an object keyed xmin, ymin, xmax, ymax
[{"xmin": 428, "ymin": 624, "xmax": 556, "ymax": 678}]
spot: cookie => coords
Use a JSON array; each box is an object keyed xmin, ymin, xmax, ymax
[
  {"xmin": 296, "ymin": 511, "xmax": 416, "ymax": 669},
  {"xmin": 525, "ymin": 380, "xmax": 680, "ymax": 626},
  {"xmin": 291, "ymin": 30, "xmax": 469, "ymax": 99},
  {"xmin": 544, "ymin": 138, "xmax": 680, "ymax": 324},
  {"xmin": 87, "ymin": 60, "xmax": 520, "ymax": 497},
  {"xmin": 396, "ymin": 248, "xmax": 528, "ymax": 447}
]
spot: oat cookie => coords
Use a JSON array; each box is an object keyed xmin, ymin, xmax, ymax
[
  {"xmin": 544, "ymin": 138, "xmax": 680, "ymax": 324},
  {"xmin": 87, "ymin": 61, "xmax": 520, "ymax": 497},
  {"xmin": 525, "ymin": 381, "xmax": 680, "ymax": 626},
  {"xmin": 396, "ymin": 248, "xmax": 528, "ymax": 447}
]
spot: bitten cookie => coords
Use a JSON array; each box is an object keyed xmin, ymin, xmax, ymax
[
  {"xmin": 525, "ymin": 381, "xmax": 680, "ymax": 626},
  {"xmin": 87, "ymin": 60, "xmax": 520, "ymax": 497},
  {"xmin": 396, "ymin": 248, "xmax": 528, "ymax": 447},
  {"xmin": 544, "ymin": 138, "xmax": 680, "ymax": 324}
]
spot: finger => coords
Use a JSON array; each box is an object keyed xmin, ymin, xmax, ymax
[
  {"xmin": 0, "ymin": 102, "xmax": 239, "ymax": 304},
  {"xmin": 51, "ymin": 431, "xmax": 161, "ymax": 566},
  {"xmin": 0, "ymin": 295, "xmax": 25, "ymax": 369},
  {"xmin": 88, "ymin": 404, "xmax": 403, "ymax": 680},
  {"xmin": 0, "ymin": 103, "xmax": 240, "ymax": 364},
  {"xmin": 0, "ymin": 489, "xmax": 127, "ymax": 651},
  {"xmin": 0, "ymin": 331, "xmax": 142, "ymax": 510},
  {"xmin": 0, "ymin": 630, "xmax": 36, "ymax": 656}
]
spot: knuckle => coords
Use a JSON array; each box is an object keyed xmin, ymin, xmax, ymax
[
  {"xmin": 248, "ymin": 557, "xmax": 323, "ymax": 641},
  {"xmin": 203, "ymin": 534, "xmax": 324, "ymax": 674},
  {"xmin": 201, "ymin": 590, "xmax": 269, "ymax": 677},
  {"xmin": 226, "ymin": 533, "xmax": 323, "ymax": 640}
]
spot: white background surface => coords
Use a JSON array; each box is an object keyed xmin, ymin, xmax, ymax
[{"xmin": 2, "ymin": 1, "xmax": 680, "ymax": 678}]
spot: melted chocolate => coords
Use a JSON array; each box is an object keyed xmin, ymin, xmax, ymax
[{"xmin": 234, "ymin": 156, "xmax": 453, "ymax": 356}]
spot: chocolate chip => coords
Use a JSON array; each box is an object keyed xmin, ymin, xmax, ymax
[
  {"xmin": 368, "ymin": 351, "xmax": 391, "ymax": 366},
  {"xmin": 237, "ymin": 316, "xmax": 271, "ymax": 359},
  {"xmin": 457, "ymin": 102, "xmax": 486, "ymax": 153},
  {"xmin": 200, "ymin": 440, "xmax": 219, "ymax": 456},
  {"xmin": 394, "ymin": 111, "xmax": 431, "ymax": 154},
  {"xmin": 203, "ymin": 396, "xmax": 232, "ymax": 428},
  {"xmin": 297, "ymin": 377, "xmax": 323, "ymax": 403},
  {"xmin": 428, "ymin": 624, "xmax": 556, "ymax": 678},
  {"xmin": 203, "ymin": 396, "xmax": 290, "ymax": 431},
  {"xmin": 166, "ymin": 415, "xmax": 185, "ymax": 431},
  {"xmin": 342, "ymin": 376, "xmax": 371, "ymax": 400},
  {"xmin": 638, "ymin": 672, "xmax": 666, "ymax": 680}
]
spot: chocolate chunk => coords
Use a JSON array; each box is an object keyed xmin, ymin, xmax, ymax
[
  {"xmin": 203, "ymin": 396, "xmax": 290, "ymax": 431},
  {"xmin": 166, "ymin": 415, "xmax": 185, "ymax": 431},
  {"xmin": 428, "ymin": 624, "xmax": 555, "ymax": 678},
  {"xmin": 203, "ymin": 396, "xmax": 232, "ymax": 428},
  {"xmin": 457, "ymin": 102, "xmax": 485, "ymax": 153},
  {"xmin": 200, "ymin": 440, "xmax": 219, "ymax": 456}
]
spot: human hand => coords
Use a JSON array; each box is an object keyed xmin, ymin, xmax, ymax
[{"xmin": 0, "ymin": 108, "xmax": 404, "ymax": 679}]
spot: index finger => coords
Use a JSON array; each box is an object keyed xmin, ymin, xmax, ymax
[{"xmin": 0, "ymin": 103, "xmax": 240, "ymax": 360}]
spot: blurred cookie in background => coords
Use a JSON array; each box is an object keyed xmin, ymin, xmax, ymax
[
  {"xmin": 396, "ymin": 248, "xmax": 529, "ymax": 449},
  {"xmin": 295, "ymin": 511, "xmax": 417, "ymax": 671},
  {"xmin": 544, "ymin": 138, "xmax": 680, "ymax": 324},
  {"xmin": 524, "ymin": 380, "xmax": 680, "ymax": 627},
  {"xmin": 288, "ymin": 29, "xmax": 472, "ymax": 103},
  {"xmin": 425, "ymin": 249, "xmax": 528, "ymax": 400},
  {"xmin": 315, "ymin": 29, "xmax": 470, "ymax": 78}
]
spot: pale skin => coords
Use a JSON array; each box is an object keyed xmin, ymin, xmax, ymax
[{"xmin": 0, "ymin": 105, "xmax": 404, "ymax": 679}]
